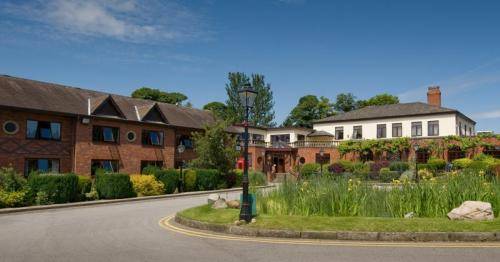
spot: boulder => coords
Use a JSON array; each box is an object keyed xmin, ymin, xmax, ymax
[
  {"xmin": 207, "ymin": 193, "xmax": 220, "ymax": 204},
  {"xmin": 404, "ymin": 212, "xmax": 414, "ymax": 219},
  {"xmin": 226, "ymin": 200, "xmax": 240, "ymax": 209},
  {"xmin": 447, "ymin": 201, "xmax": 494, "ymax": 221},
  {"xmin": 212, "ymin": 199, "xmax": 228, "ymax": 209}
]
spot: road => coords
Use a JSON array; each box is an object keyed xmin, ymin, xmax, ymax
[{"xmin": 0, "ymin": 191, "xmax": 498, "ymax": 262}]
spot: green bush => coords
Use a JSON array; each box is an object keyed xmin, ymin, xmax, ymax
[
  {"xmin": 389, "ymin": 162, "xmax": 410, "ymax": 172},
  {"xmin": 196, "ymin": 169, "xmax": 220, "ymax": 191},
  {"xmin": 28, "ymin": 173, "xmax": 79, "ymax": 204},
  {"xmin": 0, "ymin": 190, "xmax": 27, "ymax": 208},
  {"xmin": 417, "ymin": 163, "xmax": 429, "ymax": 170},
  {"xmin": 142, "ymin": 165, "xmax": 161, "ymax": 175},
  {"xmin": 0, "ymin": 167, "xmax": 26, "ymax": 192},
  {"xmin": 183, "ymin": 169, "xmax": 197, "ymax": 191},
  {"xmin": 95, "ymin": 173, "xmax": 136, "ymax": 199},
  {"xmin": 300, "ymin": 163, "xmax": 320, "ymax": 179},
  {"xmin": 351, "ymin": 162, "xmax": 370, "ymax": 173},
  {"xmin": 427, "ymin": 158, "xmax": 446, "ymax": 171},
  {"xmin": 249, "ymin": 171, "xmax": 267, "ymax": 186},
  {"xmin": 337, "ymin": 160, "xmax": 354, "ymax": 172},
  {"xmin": 379, "ymin": 167, "xmax": 400, "ymax": 182},
  {"xmin": 452, "ymin": 158, "xmax": 472, "ymax": 169},
  {"xmin": 77, "ymin": 175, "xmax": 92, "ymax": 201},
  {"xmin": 399, "ymin": 170, "xmax": 415, "ymax": 181},
  {"xmin": 130, "ymin": 175, "xmax": 164, "ymax": 196},
  {"xmin": 154, "ymin": 169, "xmax": 179, "ymax": 194},
  {"xmin": 234, "ymin": 169, "xmax": 243, "ymax": 187}
]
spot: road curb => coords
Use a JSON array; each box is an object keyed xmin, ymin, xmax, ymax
[
  {"xmin": 174, "ymin": 214, "xmax": 500, "ymax": 242},
  {"xmin": 0, "ymin": 185, "xmax": 274, "ymax": 215}
]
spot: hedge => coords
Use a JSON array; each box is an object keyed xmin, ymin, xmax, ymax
[
  {"xmin": 427, "ymin": 158, "xmax": 446, "ymax": 171},
  {"xmin": 389, "ymin": 161, "xmax": 410, "ymax": 172},
  {"xmin": 77, "ymin": 175, "xmax": 92, "ymax": 201},
  {"xmin": 300, "ymin": 163, "xmax": 320, "ymax": 179},
  {"xmin": 28, "ymin": 173, "xmax": 79, "ymax": 204},
  {"xmin": 154, "ymin": 169, "xmax": 179, "ymax": 194},
  {"xmin": 379, "ymin": 167, "xmax": 400, "ymax": 182},
  {"xmin": 183, "ymin": 169, "xmax": 197, "ymax": 191},
  {"xmin": 95, "ymin": 173, "xmax": 136, "ymax": 199},
  {"xmin": 0, "ymin": 167, "xmax": 26, "ymax": 192},
  {"xmin": 196, "ymin": 169, "xmax": 220, "ymax": 191},
  {"xmin": 130, "ymin": 175, "xmax": 164, "ymax": 196}
]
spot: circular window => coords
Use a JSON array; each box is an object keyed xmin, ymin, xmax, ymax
[
  {"xmin": 3, "ymin": 121, "xmax": 19, "ymax": 135},
  {"xmin": 126, "ymin": 131, "xmax": 136, "ymax": 142},
  {"xmin": 299, "ymin": 157, "xmax": 306, "ymax": 164}
]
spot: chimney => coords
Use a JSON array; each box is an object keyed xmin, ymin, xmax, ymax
[{"xmin": 427, "ymin": 86, "xmax": 441, "ymax": 107}]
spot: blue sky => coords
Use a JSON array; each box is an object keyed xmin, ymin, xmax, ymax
[{"xmin": 0, "ymin": 0, "xmax": 499, "ymax": 131}]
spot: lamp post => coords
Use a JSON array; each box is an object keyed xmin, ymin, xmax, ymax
[
  {"xmin": 413, "ymin": 144, "xmax": 419, "ymax": 183},
  {"xmin": 177, "ymin": 144, "xmax": 185, "ymax": 192},
  {"xmin": 319, "ymin": 148, "xmax": 325, "ymax": 176},
  {"xmin": 238, "ymin": 83, "xmax": 257, "ymax": 223}
]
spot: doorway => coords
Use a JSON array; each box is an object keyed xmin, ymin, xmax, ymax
[{"xmin": 272, "ymin": 156, "xmax": 286, "ymax": 173}]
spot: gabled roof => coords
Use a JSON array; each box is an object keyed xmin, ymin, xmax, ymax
[
  {"xmin": 307, "ymin": 130, "xmax": 334, "ymax": 137},
  {"xmin": 0, "ymin": 75, "xmax": 216, "ymax": 129},
  {"xmin": 135, "ymin": 103, "xmax": 168, "ymax": 123},
  {"xmin": 314, "ymin": 102, "xmax": 475, "ymax": 124},
  {"xmin": 90, "ymin": 95, "xmax": 126, "ymax": 118}
]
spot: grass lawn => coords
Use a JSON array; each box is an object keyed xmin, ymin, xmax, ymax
[{"xmin": 178, "ymin": 205, "xmax": 500, "ymax": 232}]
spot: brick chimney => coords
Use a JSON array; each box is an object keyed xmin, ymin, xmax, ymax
[{"xmin": 427, "ymin": 86, "xmax": 441, "ymax": 107}]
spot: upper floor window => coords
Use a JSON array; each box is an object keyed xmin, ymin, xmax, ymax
[
  {"xmin": 428, "ymin": 121, "xmax": 439, "ymax": 136},
  {"xmin": 252, "ymin": 134, "xmax": 264, "ymax": 141},
  {"xmin": 26, "ymin": 120, "xmax": 61, "ymax": 140},
  {"xmin": 411, "ymin": 122, "xmax": 422, "ymax": 137},
  {"xmin": 178, "ymin": 135, "xmax": 193, "ymax": 149},
  {"xmin": 376, "ymin": 124, "xmax": 386, "ymax": 138},
  {"xmin": 25, "ymin": 158, "xmax": 60, "ymax": 176},
  {"xmin": 142, "ymin": 130, "xmax": 164, "ymax": 146},
  {"xmin": 353, "ymin": 126, "xmax": 362, "ymax": 139},
  {"xmin": 271, "ymin": 134, "xmax": 290, "ymax": 143},
  {"xmin": 392, "ymin": 123, "xmax": 402, "ymax": 137},
  {"xmin": 335, "ymin": 127, "xmax": 344, "ymax": 140},
  {"xmin": 297, "ymin": 134, "xmax": 305, "ymax": 141},
  {"xmin": 92, "ymin": 126, "xmax": 119, "ymax": 143}
]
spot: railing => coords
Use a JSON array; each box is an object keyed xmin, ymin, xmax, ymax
[{"xmin": 247, "ymin": 140, "xmax": 341, "ymax": 148}]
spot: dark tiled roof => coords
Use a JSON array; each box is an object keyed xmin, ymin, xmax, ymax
[
  {"xmin": 307, "ymin": 130, "xmax": 334, "ymax": 137},
  {"xmin": 0, "ymin": 75, "xmax": 216, "ymax": 129},
  {"xmin": 315, "ymin": 102, "xmax": 475, "ymax": 124}
]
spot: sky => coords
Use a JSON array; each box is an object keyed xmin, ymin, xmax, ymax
[{"xmin": 0, "ymin": 0, "xmax": 499, "ymax": 131}]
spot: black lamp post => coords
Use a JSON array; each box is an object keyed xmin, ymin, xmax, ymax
[
  {"xmin": 319, "ymin": 148, "xmax": 325, "ymax": 176},
  {"xmin": 413, "ymin": 144, "xmax": 419, "ymax": 183},
  {"xmin": 238, "ymin": 83, "xmax": 257, "ymax": 223},
  {"xmin": 177, "ymin": 144, "xmax": 185, "ymax": 192}
]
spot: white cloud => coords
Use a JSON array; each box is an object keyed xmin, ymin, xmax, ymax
[
  {"xmin": 0, "ymin": 0, "xmax": 206, "ymax": 43},
  {"xmin": 472, "ymin": 109, "xmax": 500, "ymax": 119}
]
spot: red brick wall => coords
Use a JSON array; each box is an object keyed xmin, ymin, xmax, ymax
[
  {"xmin": 74, "ymin": 117, "xmax": 176, "ymax": 175},
  {"xmin": 0, "ymin": 109, "xmax": 75, "ymax": 175}
]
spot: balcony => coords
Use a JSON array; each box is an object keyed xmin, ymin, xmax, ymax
[{"xmin": 248, "ymin": 140, "xmax": 341, "ymax": 148}]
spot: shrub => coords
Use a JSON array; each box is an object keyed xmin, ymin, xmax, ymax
[
  {"xmin": 300, "ymin": 163, "xmax": 320, "ymax": 179},
  {"xmin": 327, "ymin": 162, "xmax": 345, "ymax": 174},
  {"xmin": 130, "ymin": 175, "xmax": 164, "ymax": 196},
  {"xmin": 399, "ymin": 170, "xmax": 415, "ymax": 181},
  {"xmin": 27, "ymin": 173, "xmax": 79, "ymax": 204},
  {"xmin": 369, "ymin": 161, "xmax": 390, "ymax": 173},
  {"xmin": 77, "ymin": 175, "xmax": 92, "ymax": 201},
  {"xmin": 0, "ymin": 167, "xmax": 26, "ymax": 192},
  {"xmin": 0, "ymin": 190, "xmax": 27, "ymax": 208},
  {"xmin": 249, "ymin": 171, "xmax": 267, "ymax": 186},
  {"xmin": 389, "ymin": 162, "xmax": 410, "ymax": 172},
  {"xmin": 234, "ymin": 169, "xmax": 243, "ymax": 187},
  {"xmin": 418, "ymin": 169, "xmax": 433, "ymax": 180},
  {"xmin": 195, "ymin": 169, "xmax": 220, "ymax": 191},
  {"xmin": 337, "ymin": 160, "xmax": 354, "ymax": 172},
  {"xmin": 351, "ymin": 162, "xmax": 370, "ymax": 173},
  {"xmin": 427, "ymin": 158, "xmax": 446, "ymax": 171},
  {"xmin": 352, "ymin": 171, "xmax": 369, "ymax": 180},
  {"xmin": 154, "ymin": 169, "xmax": 179, "ymax": 194},
  {"xmin": 142, "ymin": 165, "xmax": 161, "ymax": 175},
  {"xmin": 224, "ymin": 170, "xmax": 237, "ymax": 188},
  {"xmin": 452, "ymin": 158, "xmax": 472, "ymax": 169},
  {"xmin": 183, "ymin": 169, "xmax": 197, "ymax": 191},
  {"xmin": 95, "ymin": 173, "xmax": 136, "ymax": 199},
  {"xmin": 379, "ymin": 168, "xmax": 399, "ymax": 182}
]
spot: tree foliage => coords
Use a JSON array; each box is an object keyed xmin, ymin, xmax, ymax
[
  {"xmin": 131, "ymin": 87, "xmax": 188, "ymax": 105},
  {"xmin": 357, "ymin": 93, "xmax": 399, "ymax": 108},
  {"xmin": 225, "ymin": 72, "xmax": 275, "ymax": 126},
  {"xmin": 190, "ymin": 121, "xmax": 239, "ymax": 175},
  {"xmin": 203, "ymin": 101, "xmax": 228, "ymax": 120},
  {"xmin": 283, "ymin": 95, "xmax": 334, "ymax": 128},
  {"xmin": 334, "ymin": 93, "xmax": 357, "ymax": 112},
  {"xmin": 334, "ymin": 92, "xmax": 400, "ymax": 112}
]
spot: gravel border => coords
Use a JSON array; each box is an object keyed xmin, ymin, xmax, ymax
[
  {"xmin": 0, "ymin": 185, "xmax": 274, "ymax": 215},
  {"xmin": 174, "ymin": 214, "xmax": 500, "ymax": 242}
]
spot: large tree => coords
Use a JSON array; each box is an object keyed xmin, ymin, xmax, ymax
[
  {"xmin": 334, "ymin": 93, "xmax": 357, "ymax": 112},
  {"xmin": 357, "ymin": 93, "xmax": 399, "ymax": 108},
  {"xmin": 283, "ymin": 95, "xmax": 335, "ymax": 128},
  {"xmin": 225, "ymin": 72, "xmax": 275, "ymax": 127},
  {"xmin": 131, "ymin": 87, "xmax": 188, "ymax": 105},
  {"xmin": 203, "ymin": 101, "xmax": 228, "ymax": 120}
]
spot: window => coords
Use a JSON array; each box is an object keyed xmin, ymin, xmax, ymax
[
  {"xmin": 392, "ymin": 123, "xmax": 402, "ymax": 137},
  {"xmin": 126, "ymin": 131, "xmax": 136, "ymax": 142},
  {"xmin": 3, "ymin": 121, "xmax": 19, "ymax": 135},
  {"xmin": 428, "ymin": 121, "xmax": 439, "ymax": 136},
  {"xmin": 411, "ymin": 122, "xmax": 422, "ymax": 137},
  {"xmin": 25, "ymin": 159, "xmax": 60, "ymax": 176},
  {"xmin": 178, "ymin": 135, "xmax": 193, "ymax": 149},
  {"xmin": 335, "ymin": 127, "xmax": 344, "ymax": 140},
  {"xmin": 315, "ymin": 153, "xmax": 331, "ymax": 165},
  {"xmin": 376, "ymin": 124, "xmax": 386, "ymax": 138},
  {"xmin": 26, "ymin": 120, "xmax": 61, "ymax": 140},
  {"xmin": 297, "ymin": 134, "xmax": 305, "ymax": 141},
  {"xmin": 271, "ymin": 134, "xmax": 290, "ymax": 143},
  {"xmin": 140, "ymin": 161, "xmax": 163, "ymax": 173},
  {"xmin": 416, "ymin": 149, "xmax": 429, "ymax": 164},
  {"xmin": 252, "ymin": 134, "xmax": 264, "ymax": 141},
  {"xmin": 91, "ymin": 160, "xmax": 119, "ymax": 175},
  {"xmin": 93, "ymin": 126, "xmax": 119, "ymax": 143},
  {"xmin": 142, "ymin": 130, "xmax": 164, "ymax": 146},
  {"xmin": 353, "ymin": 126, "xmax": 362, "ymax": 139}
]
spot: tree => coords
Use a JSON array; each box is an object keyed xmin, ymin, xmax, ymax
[
  {"xmin": 203, "ymin": 101, "xmax": 228, "ymax": 120},
  {"xmin": 357, "ymin": 93, "xmax": 399, "ymax": 108},
  {"xmin": 334, "ymin": 93, "xmax": 357, "ymax": 112},
  {"xmin": 131, "ymin": 87, "xmax": 188, "ymax": 105},
  {"xmin": 190, "ymin": 121, "xmax": 239, "ymax": 175},
  {"xmin": 225, "ymin": 72, "xmax": 276, "ymax": 126},
  {"xmin": 283, "ymin": 95, "xmax": 334, "ymax": 128}
]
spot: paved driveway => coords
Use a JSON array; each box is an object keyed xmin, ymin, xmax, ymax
[{"xmin": 0, "ymin": 192, "xmax": 498, "ymax": 262}]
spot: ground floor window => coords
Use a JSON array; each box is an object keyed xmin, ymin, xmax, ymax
[
  {"xmin": 483, "ymin": 146, "xmax": 500, "ymax": 158},
  {"xmin": 91, "ymin": 160, "xmax": 119, "ymax": 176},
  {"xmin": 25, "ymin": 159, "xmax": 60, "ymax": 176},
  {"xmin": 140, "ymin": 160, "xmax": 163, "ymax": 173},
  {"xmin": 360, "ymin": 150, "xmax": 374, "ymax": 162},
  {"xmin": 416, "ymin": 149, "xmax": 430, "ymax": 164},
  {"xmin": 448, "ymin": 147, "xmax": 465, "ymax": 162}
]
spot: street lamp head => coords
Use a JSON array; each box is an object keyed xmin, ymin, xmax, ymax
[
  {"xmin": 319, "ymin": 148, "xmax": 325, "ymax": 157},
  {"xmin": 238, "ymin": 83, "xmax": 257, "ymax": 108}
]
